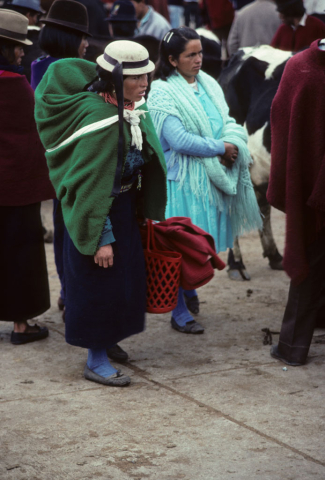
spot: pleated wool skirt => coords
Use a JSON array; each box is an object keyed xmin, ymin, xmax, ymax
[
  {"xmin": 0, "ymin": 202, "xmax": 50, "ymax": 321},
  {"xmin": 64, "ymin": 186, "xmax": 147, "ymax": 349}
]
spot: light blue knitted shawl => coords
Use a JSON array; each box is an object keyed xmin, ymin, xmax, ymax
[{"xmin": 147, "ymin": 70, "xmax": 262, "ymax": 237}]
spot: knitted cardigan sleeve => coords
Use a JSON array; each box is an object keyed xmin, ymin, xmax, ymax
[{"xmin": 162, "ymin": 115, "xmax": 226, "ymax": 157}]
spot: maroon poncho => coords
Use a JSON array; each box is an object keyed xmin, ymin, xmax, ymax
[
  {"xmin": 267, "ymin": 40, "xmax": 325, "ymax": 285},
  {"xmin": 0, "ymin": 71, "xmax": 55, "ymax": 206}
]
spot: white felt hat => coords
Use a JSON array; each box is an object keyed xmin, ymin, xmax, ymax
[{"xmin": 96, "ymin": 40, "xmax": 154, "ymax": 75}]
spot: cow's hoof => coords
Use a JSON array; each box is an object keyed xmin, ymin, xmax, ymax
[
  {"xmin": 228, "ymin": 269, "xmax": 251, "ymax": 281},
  {"xmin": 268, "ymin": 250, "xmax": 284, "ymax": 270}
]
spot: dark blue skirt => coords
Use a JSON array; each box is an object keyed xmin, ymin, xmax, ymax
[{"xmin": 64, "ymin": 186, "xmax": 146, "ymax": 349}]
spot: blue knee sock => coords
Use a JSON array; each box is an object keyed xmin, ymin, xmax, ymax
[
  {"xmin": 87, "ymin": 348, "xmax": 117, "ymax": 377},
  {"xmin": 172, "ymin": 287, "xmax": 193, "ymax": 327},
  {"xmin": 184, "ymin": 289, "xmax": 197, "ymax": 299}
]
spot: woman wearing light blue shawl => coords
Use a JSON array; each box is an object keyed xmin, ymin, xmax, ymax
[{"xmin": 147, "ymin": 27, "xmax": 262, "ymax": 334}]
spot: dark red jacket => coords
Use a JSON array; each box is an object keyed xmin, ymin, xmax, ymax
[
  {"xmin": 267, "ymin": 41, "xmax": 325, "ymax": 285},
  {"xmin": 0, "ymin": 71, "xmax": 55, "ymax": 206},
  {"xmin": 141, "ymin": 217, "xmax": 226, "ymax": 290},
  {"xmin": 271, "ymin": 15, "xmax": 325, "ymax": 52},
  {"xmin": 204, "ymin": 0, "xmax": 234, "ymax": 29}
]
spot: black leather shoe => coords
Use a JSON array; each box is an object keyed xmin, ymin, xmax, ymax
[
  {"xmin": 171, "ymin": 317, "xmax": 204, "ymax": 334},
  {"xmin": 107, "ymin": 344, "xmax": 129, "ymax": 363},
  {"xmin": 11, "ymin": 324, "xmax": 49, "ymax": 345},
  {"xmin": 57, "ymin": 297, "xmax": 65, "ymax": 311},
  {"xmin": 270, "ymin": 344, "xmax": 304, "ymax": 366},
  {"xmin": 184, "ymin": 294, "xmax": 200, "ymax": 314}
]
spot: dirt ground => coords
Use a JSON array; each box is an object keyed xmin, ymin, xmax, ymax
[{"xmin": 1, "ymin": 201, "xmax": 325, "ymax": 479}]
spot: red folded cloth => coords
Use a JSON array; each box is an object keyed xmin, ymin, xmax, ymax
[{"xmin": 141, "ymin": 217, "xmax": 226, "ymax": 290}]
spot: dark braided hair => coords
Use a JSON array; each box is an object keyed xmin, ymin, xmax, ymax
[
  {"xmin": 152, "ymin": 26, "xmax": 200, "ymax": 81},
  {"xmin": 86, "ymin": 65, "xmax": 128, "ymax": 94}
]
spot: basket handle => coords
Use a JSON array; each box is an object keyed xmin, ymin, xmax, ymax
[{"xmin": 146, "ymin": 219, "xmax": 157, "ymax": 252}]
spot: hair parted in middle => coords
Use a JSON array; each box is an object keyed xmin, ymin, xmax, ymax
[{"xmin": 152, "ymin": 26, "xmax": 200, "ymax": 82}]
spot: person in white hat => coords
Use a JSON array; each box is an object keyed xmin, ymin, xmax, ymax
[
  {"xmin": 0, "ymin": 9, "xmax": 55, "ymax": 345},
  {"xmin": 34, "ymin": 40, "xmax": 167, "ymax": 387}
]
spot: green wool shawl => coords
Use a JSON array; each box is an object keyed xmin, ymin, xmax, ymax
[
  {"xmin": 147, "ymin": 71, "xmax": 262, "ymax": 237},
  {"xmin": 34, "ymin": 58, "xmax": 167, "ymax": 255}
]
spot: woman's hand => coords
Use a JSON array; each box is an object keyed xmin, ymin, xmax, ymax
[
  {"xmin": 221, "ymin": 142, "xmax": 238, "ymax": 168},
  {"xmin": 94, "ymin": 244, "xmax": 114, "ymax": 268}
]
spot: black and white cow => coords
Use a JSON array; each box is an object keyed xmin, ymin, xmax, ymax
[{"xmin": 218, "ymin": 45, "xmax": 293, "ymax": 280}]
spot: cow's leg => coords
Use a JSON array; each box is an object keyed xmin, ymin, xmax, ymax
[
  {"xmin": 258, "ymin": 202, "xmax": 283, "ymax": 270},
  {"xmin": 227, "ymin": 239, "xmax": 251, "ymax": 281}
]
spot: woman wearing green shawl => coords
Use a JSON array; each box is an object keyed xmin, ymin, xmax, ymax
[
  {"xmin": 35, "ymin": 40, "xmax": 167, "ymax": 386},
  {"xmin": 147, "ymin": 27, "xmax": 262, "ymax": 334}
]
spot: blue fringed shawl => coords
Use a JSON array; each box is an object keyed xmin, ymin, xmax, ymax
[{"xmin": 147, "ymin": 71, "xmax": 262, "ymax": 237}]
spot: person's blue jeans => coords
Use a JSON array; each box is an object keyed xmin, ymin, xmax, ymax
[{"xmin": 168, "ymin": 5, "xmax": 183, "ymax": 28}]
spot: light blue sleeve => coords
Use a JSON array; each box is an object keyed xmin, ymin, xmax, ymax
[
  {"xmin": 98, "ymin": 215, "xmax": 115, "ymax": 248},
  {"xmin": 162, "ymin": 115, "xmax": 225, "ymax": 157}
]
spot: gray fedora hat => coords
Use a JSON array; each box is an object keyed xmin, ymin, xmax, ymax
[
  {"xmin": 0, "ymin": 9, "xmax": 32, "ymax": 45},
  {"xmin": 10, "ymin": 0, "xmax": 45, "ymax": 14}
]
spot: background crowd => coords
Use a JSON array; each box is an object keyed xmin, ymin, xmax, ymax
[
  {"xmin": 0, "ymin": 0, "xmax": 324, "ymax": 70},
  {"xmin": 1, "ymin": 0, "xmax": 325, "ymax": 384}
]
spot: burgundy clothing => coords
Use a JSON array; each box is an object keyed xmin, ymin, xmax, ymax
[
  {"xmin": 204, "ymin": 0, "xmax": 234, "ymax": 29},
  {"xmin": 148, "ymin": 0, "xmax": 170, "ymax": 21},
  {"xmin": 271, "ymin": 15, "xmax": 325, "ymax": 51},
  {"xmin": 267, "ymin": 40, "xmax": 325, "ymax": 285},
  {"xmin": 141, "ymin": 217, "xmax": 226, "ymax": 290},
  {"xmin": 0, "ymin": 71, "xmax": 55, "ymax": 206}
]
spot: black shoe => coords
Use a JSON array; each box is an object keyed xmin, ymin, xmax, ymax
[
  {"xmin": 57, "ymin": 297, "xmax": 65, "ymax": 311},
  {"xmin": 11, "ymin": 324, "xmax": 49, "ymax": 345},
  {"xmin": 171, "ymin": 317, "xmax": 204, "ymax": 334},
  {"xmin": 184, "ymin": 294, "xmax": 200, "ymax": 314},
  {"xmin": 270, "ymin": 344, "xmax": 304, "ymax": 366},
  {"xmin": 107, "ymin": 344, "xmax": 129, "ymax": 363}
]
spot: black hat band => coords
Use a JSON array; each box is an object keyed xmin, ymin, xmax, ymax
[
  {"xmin": 0, "ymin": 27, "xmax": 26, "ymax": 41},
  {"xmin": 104, "ymin": 52, "xmax": 149, "ymax": 70}
]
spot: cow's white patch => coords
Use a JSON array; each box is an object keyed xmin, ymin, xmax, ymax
[
  {"xmin": 241, "ymin": 45, "xmax": 292, "ymax": 80},
  {"xmin": 245, "ymin": 122, "xmax": 271, "ymax": 186},
  {"xmin": 196, "ymin": 27, "xmax": 221, "ymax": 44}
]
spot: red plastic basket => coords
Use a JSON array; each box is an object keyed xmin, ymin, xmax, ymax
[{"xmin": 144, "ymin": 220, "xmax": 182, "ymax": 314}]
